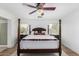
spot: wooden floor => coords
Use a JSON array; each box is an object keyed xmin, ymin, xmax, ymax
[
  {"xmin": 0, "ymin": 46, "xmax": 17, "ymax": 56},
  {"xmin": 0, "ymin": 45, "xmax": 79, "ymax": 56},
  {"xmin": 62, "ymin": 45, "xmax": 79, "ymax": 56}
]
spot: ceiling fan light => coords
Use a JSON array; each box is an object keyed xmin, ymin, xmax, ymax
[
  {"xmin": 38, "ymin": 9, "xmax": 44, "ymax": 16},
  {"xmin": 38, "ymin": 9, "xmax": 43, "ymax": 13}
]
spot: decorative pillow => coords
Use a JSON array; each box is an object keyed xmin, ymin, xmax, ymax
[
  {"xmin": 42, "ymin": 31, "xmax": 45, "ymax": 33},
  {"xmin": 35, "ymin": 31, "xmax": 38, "ymax": 33}
]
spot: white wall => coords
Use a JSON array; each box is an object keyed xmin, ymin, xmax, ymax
[
  {"xmin": 62, "ymin": 9, "xmax": 79, "ymax": 54},
  {"xmin": 0, "ymin": 8, "xmax": 18, "ymax": 48}
]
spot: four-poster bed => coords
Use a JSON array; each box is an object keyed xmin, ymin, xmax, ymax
[{"xmin": 17, "ymin": 19, "xmax": 62, "ymax": 56}]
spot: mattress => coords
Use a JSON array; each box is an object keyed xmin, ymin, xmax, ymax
[
  {"xmin": 20, "ymin": 40, "xmax": 59, "ymax": 49},
  {"xmin": 20, "ymin": 35, "xmax": 59, "ymax": 49},
  {"xmin": 22, "ymin": 35, "xmax": 57, "ymax": 39}
]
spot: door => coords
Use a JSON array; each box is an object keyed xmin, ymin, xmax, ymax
[{"xmin": 0, "ymin": 18, "xmax": 7, "ymax": 45}]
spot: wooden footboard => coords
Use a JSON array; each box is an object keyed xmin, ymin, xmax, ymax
[{"xmin": 20, "ymin": 49, "xmax": 59, "ymax": 53}]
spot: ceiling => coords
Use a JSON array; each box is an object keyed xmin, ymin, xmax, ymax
[{"xmin": 0, "ymin": 3, "xmax": 79, "ymax": 20}]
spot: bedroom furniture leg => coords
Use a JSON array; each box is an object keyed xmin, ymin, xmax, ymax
[
  {"xmin": 17, "ymin": 51, "xmax": 20, "ymax": 56},
  {"xmin": 59, "ymin": 51, "xmax": 61, "ymax": 56},
  {"xmin": 59, "ymin": 50, "xmax": 62, "ymax": 56}
]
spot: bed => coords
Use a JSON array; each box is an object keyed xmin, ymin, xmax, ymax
[
  {"xmin": 17, "ymin": 19, "xmax": 62, "ymax": 56},
  {"xmin": 20, "ymin": 35, "xmax": 59, "ymax": 49}
]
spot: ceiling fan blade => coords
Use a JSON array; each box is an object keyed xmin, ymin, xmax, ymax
[
  {"xmin": 37, "ymin": 3, "xmax": 45, "ymax": 8},
  {"xmin": 29, "ymin": 10, "xmax": 38, "ymax": 14},
  {"xmin": 36, "ymin": 3, "xmax": 40, "ymax": 7},
  {"xmin": 43, "ymin": 7, "xmax": 56, "ymax": 10},
  {"xmin": 22, "ymin": 3, "xmax": 36, "ymax": 8}
]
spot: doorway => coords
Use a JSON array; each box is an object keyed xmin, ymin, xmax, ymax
[{"xmin": 0, "ymin": 17, "xmax": 8, "ymax": 47}]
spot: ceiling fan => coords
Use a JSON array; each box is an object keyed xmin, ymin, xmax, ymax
[{"xmin": 22, "ymin": 3, "xmax": 56, "ymax": 15}]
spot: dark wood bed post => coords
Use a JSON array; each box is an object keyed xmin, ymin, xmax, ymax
[
  {"xmin": 17, "ymin": 18, "xmax": 20, "ymax": 56},
  {"xmin": 59, "ymin": 19, "xmax": 62, "ymax": 56},
  {"xmin": 29, "ymin": 25, "xmax": 31, "ymax": 35},
  {"xmin": 48, "ymin": 25, "xmax": 49, "ymax": 34}
]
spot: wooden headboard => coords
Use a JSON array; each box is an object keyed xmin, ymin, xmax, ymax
[{"xmin": 32, "ymin": 27, "xmax": 46, "ymax": 35}]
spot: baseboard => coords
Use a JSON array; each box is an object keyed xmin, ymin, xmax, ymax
[
  {"xmin": 0, "ymin": 45, "xmax": 7, "ymax": 47},
  {"xmin": 0, "ymin": 45, "xmax": 7, "ymax": 52}
]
